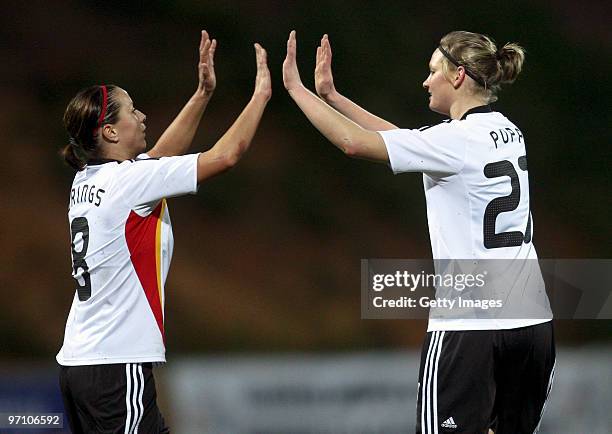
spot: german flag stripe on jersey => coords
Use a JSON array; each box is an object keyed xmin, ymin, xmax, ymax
[{"xmin": 125, "ymin": 200, "xmax": 166, "ymax": 342}]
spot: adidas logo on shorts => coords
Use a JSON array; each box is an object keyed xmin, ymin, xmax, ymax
[{"xmin": 441, "ymin": 417, "xmax": 458, "ymax": 429}]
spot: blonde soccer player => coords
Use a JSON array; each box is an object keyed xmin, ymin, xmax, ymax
[{"xmin": 283, "ymin": 30, "xmax": 555, "ymax": 434}]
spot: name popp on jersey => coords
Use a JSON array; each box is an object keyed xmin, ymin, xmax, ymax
[
  {"xmin": 489, "ymin": 126, "xmax": 523, "ymax": 148},
  {"xmin": 70, "ymin": 184, "xmax": 106, "ymax": 208}
]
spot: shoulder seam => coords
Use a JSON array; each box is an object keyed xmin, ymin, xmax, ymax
[{"xmin": 418, "ymin": 119, "xmax": 452, "ymax": 131}]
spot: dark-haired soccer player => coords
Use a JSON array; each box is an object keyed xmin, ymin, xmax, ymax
[{"xmin": 57, "ymin": 31, "xmax": 271, "ymax": 432}]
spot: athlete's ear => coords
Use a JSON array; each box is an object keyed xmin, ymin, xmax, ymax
[
  {"xmin": 101, "ymin": 124, "xmax": 118, "ymax": 143},
  {"xmin": 453, "ymin": 66, "xmax": 466, "ymax": 89}
]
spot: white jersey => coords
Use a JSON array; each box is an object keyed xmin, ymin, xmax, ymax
[
  {"xmin": 57, "ymin": 153, "xmax": 199, "ymax": 365},
  {"xmin": 379, "ymin": 106, "xmax": 552, "ymax": 331}
]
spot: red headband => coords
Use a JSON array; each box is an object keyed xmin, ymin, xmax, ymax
[{"xmin": 93, "ymin": 85, "xmax": 108, "ymax": 137}]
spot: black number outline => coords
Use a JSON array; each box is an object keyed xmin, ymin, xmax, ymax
[
  {"xmin": 70, "ymin": 217, "xmax": 91, "ymax": 301},
  {"xmin": 483, "ymin": 157, "xmax": 532, "ymax": 249}
]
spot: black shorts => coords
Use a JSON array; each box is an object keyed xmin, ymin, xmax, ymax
[
  {"xmin": 416, "ymin": 321, "xmax": 555, "ymax": 434},
  {"xmin": 59, "ymin": 362, "xmax": 169, "ymax": 434}
]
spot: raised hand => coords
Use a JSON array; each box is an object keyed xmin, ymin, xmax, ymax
[
  {"xmin": 283, "ymin": 30, "xmax": 303, "ymax": 92},
  {"xmin": 315, "ymin": 34, "xmax": 337, "ymax": 101},
  {"xmin": 253, "ymin": 43, "xmax": 272, "ymax": 101},
  {"xmin": 198, "ymin": 30, "xmax": 217, "ymax": 96}
]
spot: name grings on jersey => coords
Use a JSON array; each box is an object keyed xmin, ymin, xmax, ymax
[{"xmin": 70, "ymin": 184, "xmax": 106, "ymax": 208}]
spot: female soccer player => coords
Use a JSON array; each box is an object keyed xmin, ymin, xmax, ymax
[
  {"xmin": 57, "ymin": 31, "xmax": 271, "ymax": 433},
  {"xmin": 283, "ymin": 30, "xmax": 555, "ymax": 434}
]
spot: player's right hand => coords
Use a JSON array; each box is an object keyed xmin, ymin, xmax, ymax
[
  {"xmin": 253, "ymin": 43, "xmax": 272, "ymax": 102},
  {"xmin": 283, "ymin": 30, "xmax": 304, "ymax": 92},
  {"xmin": 315, "ymin": 34, "xmax": 337, "ymax": 101}
]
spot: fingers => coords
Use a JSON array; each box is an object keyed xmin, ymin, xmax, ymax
[
  {"xmin": 199, "ymin": 30, "xmax": 209, "ymax": 52},
  {"xmin": 282, "ymin": 30, "xmax": 303, "ymax": 91},
  {"xmin": 254, "ymin": 43, "xmax": 272, "ymax": 99},
  {"xmin": 197, "ymin": 30, "xmax": 217, "ymax": 92},
  {"xmin": 209, "ymin": 39, "xmax": 217, "ymax": 65},
  {"xmin": 254, "ymin": 43, "xmax": 268, "ymax": 68},
  {"xmin": 316, "ymin": 34, "xmax": 332, "ymax": 68},
  {"xmin": 286, "ymin": 30, "xmax": 296, "ymax": 61},
  {"xmin": 199, "ymin": 30, "xmax": 217, "ymax": 67},
  {"xmin": 201, "ymin": 40, "xmax": 211, "ymax": 59},
  {"xmin": 255, "ymin": 43, "xmax": 271, "ymax": 81},
  {"xmin": 200, "ymin": 34, "xmax": 211, "ymax": 65},
  {"xmin": 323, "ymin": 34, "xmax": 332, "ymax": 62}
]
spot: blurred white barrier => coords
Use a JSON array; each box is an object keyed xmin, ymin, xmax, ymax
[{"xmin": 161, "ymin": 347, "xmax": 611, "ymax": 434}]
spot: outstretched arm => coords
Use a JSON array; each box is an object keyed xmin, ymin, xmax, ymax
[
  {"xmin": 283, "ymin": 31, "xmax": 388, "ymax": 163},
  {"xmin": 148, "ymin": 30, "xmax": 217, "ymax": 158},
  {"xmin": 315, "ymin": 34, "xmax": 397, "ymax": 131},
  {"xmin": 196, "ymin": 43, "xmax": 271, "ymax": 182}
]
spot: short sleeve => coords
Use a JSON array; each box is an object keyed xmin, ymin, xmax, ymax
[
  {"xmin": 113, "ymin": 153, "xmax": 200, "ymax": 210},
  {"xmin": 378, "ymin": 121, "xmax": 467, "ymax": 175}
]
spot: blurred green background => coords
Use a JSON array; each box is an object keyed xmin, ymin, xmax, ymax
[{"xmin": 1, "ymin": 0, "xmax": 610, "ymax": 360}]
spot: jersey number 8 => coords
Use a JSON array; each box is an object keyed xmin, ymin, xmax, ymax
[{"xmin": 70, "ymin": 217, "xmax": 91, "ymax": 301}]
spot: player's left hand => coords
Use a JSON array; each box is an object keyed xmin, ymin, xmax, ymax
[
  {"xmin": 283, "ymin": 30, "xmax": 303, "ymax": 92},
  {"xmin": 197, "ymin": 30, "xmax": 217, "ymax": 96}
]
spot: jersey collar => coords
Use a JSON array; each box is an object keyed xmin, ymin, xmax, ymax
[
  {"xmin": 460, "ymin": 105, "xmax": 493, "ymax": 120},
  {"xmin": 87, "ymin": 158, "xmax": 121, "ymax": 166}
]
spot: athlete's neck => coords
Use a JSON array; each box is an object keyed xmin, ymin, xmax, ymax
[
  {"xmin": 99, "ymin": 144, "xmax": 138, "ymax": 162},
  {"xmin": 449, "ymin": 97, "xmax": 488, "ymax": 120}
]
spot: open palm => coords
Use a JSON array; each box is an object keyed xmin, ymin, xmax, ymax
[
  {"xmin": 314, "ymin": 34, "xmax": 336, "ymax": 99},
  {"xmin": 198, "ymin": 30, "xmax": 217, "ymax": 95}
]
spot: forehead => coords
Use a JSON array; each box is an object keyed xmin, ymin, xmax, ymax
[
  {"xmin": 429, "ymin": 49, "xmax": 444, "ymax": 68},
  {"xmin": 114, "ymin": 88, "xmax": 134, "ymax": 106}
]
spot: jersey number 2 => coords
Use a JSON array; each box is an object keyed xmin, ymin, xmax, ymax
[
  {"xmin": 483, "ymin": 157, "xmax": 532, "ymax": 249},
  {"xmin": 70, "ymin": 217, "xmax": 91, "ymax": 301}
]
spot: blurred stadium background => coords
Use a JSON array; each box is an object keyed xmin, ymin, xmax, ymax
[{"xmin": 1, "ymin": 0, "xmax": 610, "ymax": 432}]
